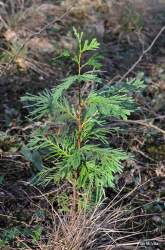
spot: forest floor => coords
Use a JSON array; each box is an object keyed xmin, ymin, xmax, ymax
[{"xmin": 0, "ymin": 0, "xmax": 165, "ymax": 249}]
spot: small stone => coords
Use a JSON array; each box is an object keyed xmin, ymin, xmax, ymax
[
  {"xmin": 28, "ymin": 37, "xmax": 54, "ymax": 54},
  {"xmin": 152, "ymin": 215, "xmax": 161, "ymax": 223},
  {"xmin": 37, "ymin": 4, "xmax": 63, "ymax": 16},
  {"xmin": 3, "ymin": 29, "xmax": 18, "ymax": 42}
]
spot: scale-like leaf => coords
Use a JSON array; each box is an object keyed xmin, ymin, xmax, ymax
[
  {"xmin": 101, "ymin": 78, "xmax": 144, "ymax": 95},
  {"xmin": 79, "ymin": 73, "xmax": 102, "ymax": 83},
  {"xmin": 21, "ymin": 89, "xmax": 54, "ymax": 119},
  {"xmin": 82, "ymin": 38, "xmax": 100, "ymax": 52},
  {"xmin": 52, "ymin": 75, "xmax": 78, "ymax": 103},
  {"xmin": 87, "ymin": 92, "xmax": 135, "ymax": 120}
]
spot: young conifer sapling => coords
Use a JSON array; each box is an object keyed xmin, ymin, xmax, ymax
[{"xmin": 22, "ymin": 28, "xmax": 144, "ymax": 210}]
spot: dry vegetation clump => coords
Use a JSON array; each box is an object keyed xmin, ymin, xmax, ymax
[{"xmin": 35, "ymin": 186, "xmax": 164, "ymax": 250}]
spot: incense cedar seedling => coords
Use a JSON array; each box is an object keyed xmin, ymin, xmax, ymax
[{"xmin": 22, "ymin": 28, "xmax": 144, "ymax": 208}]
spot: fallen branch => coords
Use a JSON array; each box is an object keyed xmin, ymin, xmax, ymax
[
  {"xmin": 119, "ymin": 25, "xmax": 165, "ymax": 82},
  {"xmin": 114, "ymin": 118, "xmax": 165, "ymax": 136},
  {"xmin": 126, "ymin": 119, "xmax": 165, "ymax": 135}
]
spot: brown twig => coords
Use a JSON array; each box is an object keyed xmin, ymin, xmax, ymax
[
  {"xmin": 112, "ymin": 115, "xmax": 165, "ymax": 135},
  {"xmin": 30, "ymin": 183, "xmax": 68, "ymax": 199},
  {"xmin": 122, "ymin": 119, "xmax": 165, "ymax": 135},
  {"xmin": 76, "ymin": 109, "xmax": 82, "ymax": 149},
  {"xmin": 0, "ymin": 213, "xmax": 29, "ymax": 227},
  {"xmin": 119, "ymin": 25, "xmax": 165, "ymax": 82}
]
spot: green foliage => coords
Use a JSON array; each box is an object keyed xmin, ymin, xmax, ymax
[
  {"xmin": 0, "ymin": 239, "xmax": 6, "ymax": 248},
  {"xmin": 0, "ymin": 175, "xmax": 5, "ymax": 185},
  {"xmin": 0, "ymin": 225, "xmax": 42, "ymax": 249},
  {"xmin": 22, "ymin": 28, "xmax": 144, "ymax": 208},
  {"xmin": 21, "ymin": 146, "xmax": 44, "ymax": 171},
  {"xmin": 87, "ymin": 91, "xmax": 134, "ymax": 120},
  {"xmin": 0, "ymin": 225, "xmax": 42, "ymax": 248},
  {"xmin": 73, "ymin": 27, "xmax": 100, "ymax": 52},
  {"xmin": 21, "ymin": 89, "xmax": 54, "ymax": 120},
  {"xmin": 2, "ymin": 227, "xmax": 20, "ymax": 243},
  {"xmin": 31, "ymin": 226, "xmax": 42, "ymax": 244},
  {"xmin": 56, "ymin": 193, "xmax": 70, "ymax": 213}
]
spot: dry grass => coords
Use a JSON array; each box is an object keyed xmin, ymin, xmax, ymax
[{"xmin": 26, "ymin": 184, "xmax": 164, "ymax": 250}]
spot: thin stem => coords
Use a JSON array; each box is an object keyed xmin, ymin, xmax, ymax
[
  {"xmin": 72, "ymin": 38, "xmax": 83, "ymax": 211},
  {"xmin": 71, "ymin": 178, "xmax": 77, "ymax": 214},
  {"xmin": 77, "ymin": 42, "xmax": 83, "ymax": 149},
  {"xmin": 77, "ymin": 108, "xmax": 82, "ymax": 149},
  {"xmin": 78, "ymin": 47, "xmax": 82, "ymax": 106}
]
